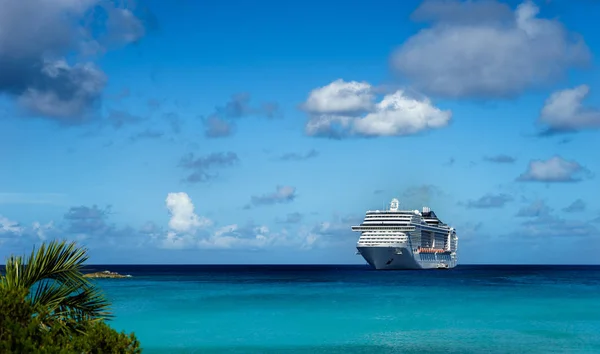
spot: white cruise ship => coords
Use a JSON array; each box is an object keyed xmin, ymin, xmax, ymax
[{"xmin": 352, "ymin": 198, "xmax": 458, "ymax": 270}]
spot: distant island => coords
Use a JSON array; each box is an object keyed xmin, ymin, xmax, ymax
[{"xmin": 83, "ymin": 270, "xmax": 132, "ymax": 279}]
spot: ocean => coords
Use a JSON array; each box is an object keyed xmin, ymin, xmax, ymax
[{"xmin": 78, "ymin": 264, "xmax": 600, "ymax": 354}]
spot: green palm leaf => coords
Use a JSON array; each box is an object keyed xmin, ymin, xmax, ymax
[{"xmin": 0, "ymin": 240, "xmax": 112, "ymax": 333}]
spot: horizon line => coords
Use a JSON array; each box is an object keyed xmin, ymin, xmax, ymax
[
  {"xmin": 2, "ymin": 263, "xmax": 600, "ymax": 267},
  {"xmin": 20, "ymin": 263, "xmax": 600, "ymax": 266}
]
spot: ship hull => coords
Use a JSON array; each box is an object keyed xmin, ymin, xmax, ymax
[{"xmin": 357, "ymin": 246, "xmax": 457, "ymax": 270}]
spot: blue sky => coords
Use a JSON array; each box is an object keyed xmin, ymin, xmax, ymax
[{"xmin": 1, "ymin": 0, "xmax": 600, "ymax": 264}]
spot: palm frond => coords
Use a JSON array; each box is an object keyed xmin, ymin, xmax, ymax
[
  {"xmin": 31, "ymin": 279, "xmax": 111, "ymax": 321},
  {"xmin": 1, "ymin": 239, "xmax": 113, "ymax": 331},
  {"xmin": 21, "ymin": 240, "xmax": 91, "ymax": 289},
  {"xmin": 0, "ymin": 255, "xmax": 25, "ymax": 289}
]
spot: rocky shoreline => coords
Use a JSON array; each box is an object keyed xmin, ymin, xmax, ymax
[{"xmin": 83, "ymin": 270, "xmax": 132, "ymax": 279}]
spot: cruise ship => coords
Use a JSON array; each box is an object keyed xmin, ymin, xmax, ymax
[{"xmin": 352, "ymin": 198, "xmax": 458, "ymax": 270}]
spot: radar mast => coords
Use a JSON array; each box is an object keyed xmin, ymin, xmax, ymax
[{"xmin": 389, "ymin": 198, "xmax": 399, "ymax": 211}]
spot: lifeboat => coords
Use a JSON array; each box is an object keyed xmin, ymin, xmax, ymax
[{"xmin": 417, "ymin": 247, "xmax": 449, "ymax": 254}]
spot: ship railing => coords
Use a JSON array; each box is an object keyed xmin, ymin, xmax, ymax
[{"xmin": 416, "ymin": 247, "xmax": 451, "ymax": 254}]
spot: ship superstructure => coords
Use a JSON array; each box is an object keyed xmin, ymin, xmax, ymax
[{"xmin": 352, "ymin": 198, "xmax": 458, "ymax": 270}]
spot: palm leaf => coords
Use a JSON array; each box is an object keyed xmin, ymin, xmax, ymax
[
  {"xmin": 23, "ymin": 239, "xmax": 91, "ymax": 288},
  {"xmin": 1, "ymin": 240, "xmax": 112, "ymax": 331}
]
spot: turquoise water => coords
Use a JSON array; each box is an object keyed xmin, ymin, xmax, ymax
[{"xmin": 93, "ymin": 265, "xmax": 600, "ymax": 353}]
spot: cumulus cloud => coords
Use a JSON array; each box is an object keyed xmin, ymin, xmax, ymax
[
  {"xmin": 165, "ymin": 192, "xmax": 212, "ymax": 233},
  {"xmin": 563, "ymin": 199, "xmax": 586, "ymax": 213},
  {"xmin": 162, "ymin": 222, "xmax": 298, "ymax": 250},
  {"xmin": 352, "ymin": 92, "xmax": 451, "ymax": 136},
  {"xmin": 198, "ymin": 224, "xmax": 272, "ymax": 249},
  {"xmin": 247, "ymin": 185, "xmax": 297, "ymax": 208},
  {"xmin": 31, "ymin": 221, "xmax": 56, "ymax": 241},
  {"xmin": 201, "ymin": 93, "xmax": 281, "ymax": 138},
  {"xmin": 0, "ymin": 216, "xmax": 23, "ymax": 236},
  {"xmin": 0, "ymin": 192, "xmax": 347, "ymax": 253},
  {"xmin": 0, "ymin": 0, "xmax": 150, "ymax": 123},
  {"xmin": 484, "ymin": 154, "xmax": 516, "ymax": 163},
  {"xmin": 538, "ymin": 85, "xmax": 600, "ymax": 134},
  {"xmin": 464, "ymin": 193, "xmax": 513, "ymax": 209},
  {"xmin": 178, "ymin": 152, "xmax": 239, "ymax": 183},
  {"xmin": 160, "ymin": 192, "xmax": 213, "ymax": 249},
  {"xmin": 159, "ymin": 193, "xmax": 309, "ymax": 250},
  {"xmin": 301, "ymin": 79, "xmax": 451, "ymax": 138},
  {"xmin": 517, "ymin": 156, "xmax": 590, "ymax": 182},
  {"xmin": 391, "ymin": 0, "xmax": 590, "ymax": 98},
  {"xmin": 1, "ymin": 215, "xmax": 58, "ymax": 245},
  {"xmin": 302, "ymin": 79, "xmax": 374, "ymax": 115}
]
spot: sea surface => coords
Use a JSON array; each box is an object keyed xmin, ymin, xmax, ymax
[{"xmin": 82, "ymin": 265, "xmax": 600, "ymax": 353}]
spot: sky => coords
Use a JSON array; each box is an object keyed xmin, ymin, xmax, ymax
[{"xmin": 1, "ymin": 0, "xmax": 600, "ymax": 265}]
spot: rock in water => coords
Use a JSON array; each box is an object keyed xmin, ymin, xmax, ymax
[{"xmin": 83, "ymin": 270, "xmax": 132, "ymax": 279}]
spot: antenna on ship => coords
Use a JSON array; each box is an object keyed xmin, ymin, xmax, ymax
[{"xmin": 389, "ymin": 198, "xmax": 399, "ymax": 211}]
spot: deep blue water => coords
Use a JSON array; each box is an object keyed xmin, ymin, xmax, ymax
[{"xmin": 74, "ymin": 264, "xmax": 600, "ymax": 353}]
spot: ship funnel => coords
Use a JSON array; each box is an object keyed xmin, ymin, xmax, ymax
[{"xmin": 422, "ymin": 206, "xmax": 430, "ymax": 213}]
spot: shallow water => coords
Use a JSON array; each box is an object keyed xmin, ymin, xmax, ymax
[{"xmin": 90, "ymin": 265, "xmax": 600, "ymax": 353}]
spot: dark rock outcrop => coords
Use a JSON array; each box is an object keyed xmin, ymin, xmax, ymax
[{"xmin": 83, "ymin": 270, "xmax": 132, "ymax": 279}]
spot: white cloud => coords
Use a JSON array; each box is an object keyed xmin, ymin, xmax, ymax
[
  {"xmin": 165, "ymin": 192, "xmax": 212, "ymax": 233},
  {"xmin": 0, "ymin": 193, "xmax": 354, "ymax": 253},
  {"xmin": 517, "ymin": 156, "xmax": 588, "ymax": 182},
  {"xmin": 160, "ymin": 193, "xmax": 306, "ymax": 250},
  {"xmin": 0, "ymin": 216, "xmax": 23, "ymax": 236},
  {"xmin": 0, "ymin": 216, "xmax": 57, "ymax": 246},
  {"xmin": 302, "ymin": 79, "xmax": 374, "ymax": 115},
  {"xmin": 31, "ymin": 221, "xmax": 56, "ymax": 241},
  {"xmin": 305, "ymin": 114, "xmax": 354, "ymax": 138},
  {"xmin": 391, "ymin": 0, "xmax": 590, "ymax": 98},
  {"xmin": 158, "ymin": 221, "xmax": 304, "ymax": 251},
  {"xmin": 352, "ymin": 91, "xmax": 451, "ymax": 136},
  {"xmin": 539, "ymin": 85, "xmax": 600, "ymax": 133},
  {"xmin": 302, "ymin": 79, "xmax": 451, "ymax": 138},
  {"xmin": 198, "ymin": 224, "xmax": 272, "ymax": 249}
]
